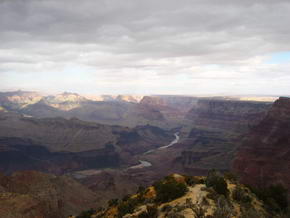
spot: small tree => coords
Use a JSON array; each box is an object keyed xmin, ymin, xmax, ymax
[
  {"xmin": 205, "ymin": 170, "xmax": 229, "ymax": 196},
  {"xmin": 232, "ymin": 186, "xmax": 252, "ymax": 204},
  {"xmin": 154, "ymin": 180, "xmax": 188, "ymax": 203},
  {"xmin": 108, "ymin": 198, "xmax": 118, "ymax": 207},
  {"xmin": 76, "ymin": 208, "xmax": 96, "ymax": 218}
]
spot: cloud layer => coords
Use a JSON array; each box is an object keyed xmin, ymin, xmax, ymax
[{"xmin": 1, "ymin": 0, "xmax": 290, "ymax": 95}]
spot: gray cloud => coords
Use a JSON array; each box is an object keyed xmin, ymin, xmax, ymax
[{"xmin": 0, "ymin": 0, "xmax": 290, "ymax": 95}]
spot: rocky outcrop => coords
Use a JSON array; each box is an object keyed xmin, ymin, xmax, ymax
[
  {"xmin": 186, "ymin": 99, "xmax": 272, "ymax": 133},
  {"xmin": 0, "ymin": 90, "xmax": 42, "ymax": 110},
  {"xmin": 43, "ymin": 92, "xmax": 88, "ymax": 111},
  {"xmin": 116, "ymin": 95, "xmax": 143, "ymax": 103},
  {"xmin": 0, "ymin": 171, "xmax": 97, "ymax": 218},
  {"xmin": 93, "ymin": 173, "xmax": 271, "ymax": 218},
  {"xmin": 232, "ymin": 97, "xmax": 290, "ymax": 191}
]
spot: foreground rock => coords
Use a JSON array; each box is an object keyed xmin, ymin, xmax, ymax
[{"xmin": 90, "ymin": 173, "xmax": 282, "ymax": 218}]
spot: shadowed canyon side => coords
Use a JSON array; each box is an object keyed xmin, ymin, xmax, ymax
[
  {"xmin": 0, "ymin": 171, "xmax": 97, "ymax": 218},
  {"xmin": 164, "ymin": 98, "xmax": 273, "ymax": 174},
  {"xmin": 233, "ymin": 97, "xmax": 290, "ymax": 192},
  {"xmin": 0, "ymin": 112, "xmax": 174, "ymax": 175}
]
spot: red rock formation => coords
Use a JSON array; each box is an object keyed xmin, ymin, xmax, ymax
[
  {"xmin": 232, "ymin": 97, "xmax": 290, "ymax": 191},
  {"xmin": 186, "ymin": 99, "xmax": 271, "ymax": 133},
  {"xmin": 0, "ymin": 171, "xmax": 97, "ymax": 218}
]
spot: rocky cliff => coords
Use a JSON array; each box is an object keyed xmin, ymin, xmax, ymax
[
  {"xmin": 232, "ymin": 97, "xmax": 290, "ymax": 192},
  {"xmin": 90, "ymin": 173, "xmax": 277, "ymax": 218},
  {"xmin": 0, "ymin": 171, "xmax": 97, "ymax": 218},
  {"xmin": 186, "ymin": 99, "xmax": 272, "ymax": 133},
  {"xmin": 0, "ymin": 90, "xmax": 43, "ymax": 110}
]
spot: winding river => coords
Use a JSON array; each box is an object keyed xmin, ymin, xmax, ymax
[
  {"xmin": 128, "ymin": 132, "xmax": 180, "ymax": 169},
  {"xmin": 71, "ymin": 132, "xmax": 181, "ymax": 177}
]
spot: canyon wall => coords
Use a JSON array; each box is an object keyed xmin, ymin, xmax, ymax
[
  {"xmin": 186, "ymin": 99, "xmax": 272, "ymax": 133},
  {"xmin": 233, "ymin": 97, "xmax": 290, "ymax": 191}
]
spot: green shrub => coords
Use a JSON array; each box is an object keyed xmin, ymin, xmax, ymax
[
  {"xmin": 137, "ymin": 186, "xmax": 146, "ymax": 194},
  {"xmin": 240, "ymin": 207, "xmax": 265, "ymax": 218},
  {"xmin": 117, "ymin": 197, "xmax": 139, "ymax": 217},
  {"xmin": 205, "ymin": 170, "xmax": 229, "ymax": 196},
  {"xmin": 224, "ymin": 172, "xmax": 238, "ymax": 182},
  {"xmin": 184, "ymin": 176, "xmax": 204, "ymax": 186},
  {"xmin": 154, "ymin": 180, "xmax": 188, "ymax": 203},
  {"xmin": 166, "ymin": 211, "xmax": 186, "ymax": 218},
  {"xmin": 249, "ymin": 184, "xmax": 288, "ymax": 213},
  {"xmin": 76, "ymin": 208, "xmax": 96, "ymax": 218},
  {"xmin": 212, "ymin": 196, "xmax": 234, "ymax": 218},
  {"xmin": 232, "ymin": 186, "xmax": 252, "ymax": 204},
  {"xmin": 206, "ymin": 188, "xmax": 219, "ymax": 201},
  {"xmin": 107, "ymin": 198, "xmax": 118, "ymax": 207},
  {"xmin": 122, "ymin": 194, "xmax": 130, "ymax": 202}
]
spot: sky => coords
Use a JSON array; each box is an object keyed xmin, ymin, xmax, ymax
[{"xmin": 1, "ymin": 0, "xmax": 290, "ymax": 96}]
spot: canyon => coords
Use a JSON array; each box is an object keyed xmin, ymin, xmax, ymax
[{"xmin": 1, "ymin": 91, "xmax": 289, "ymax": 217}]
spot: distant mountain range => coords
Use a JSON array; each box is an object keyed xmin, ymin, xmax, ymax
[{"xmin": 0, "ymin": 90, "xmax": 277, "ymax": 128}]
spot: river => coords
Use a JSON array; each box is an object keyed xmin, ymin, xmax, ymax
[{"xmin": 128, "ymin": 132, "xmax": 180, "ymax": 169}]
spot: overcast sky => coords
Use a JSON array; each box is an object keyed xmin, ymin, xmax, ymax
[{"xmin": 1, "ymin": 0, "xmax": 290, "ymax": 95}]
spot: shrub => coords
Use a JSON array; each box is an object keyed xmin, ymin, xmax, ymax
[
  {"xmin": 205, "ymin": 170, "xmax": 229, "ymax": 196},
  {"xmin": 191, "ymin": 204, "xmax": 206, "ymax": 218},
  {"xmin": 266, "ymin": 185, "xmax": 288, "ymax": 212},
  {"xmin": 232, "ymin": 186, "xmax": 252, "ymax": 204},
  {"xmin": 108, "ymin": 198, "xmax": 118, "ymax": 207},
  {"xmin": 184, "ymin": 176, "xmax": 204, "ymax": 186},
  {"xmin": 138, "ymin": 205, "xmax": 158, "ymax": 218},
  {"xmin": 212, "ymin": 196, "xmax": 234, "ymax": 218},
  {"xmin": 147, "ymin": 205, "xmax": 159, "ymax": 217},
  {"xmin": 206, "ymin": 188, "xmax": 219, "ymax": 201},
  {"xmin": 117, "ymin": 197, "xmax": 139, "ymax": 217},
  {"xmin": 137, "ymin": 186, "xmax": 146, "ymax": 194},
  {"xmin": 154, "ymin": 180, "xmax": 188, "ymax": 203},
  {"xmin": 122, "ymin": 194, "xmax": 130, "ymax": 202},
  {"xmin": 161, "ymin": 204, "xmax": 173, "ymax": 212},
  {"xmin": 249, "ymin": 184, "xmax": 288, "ymax": 213},
  {"xmin": 201, "ymin": 197, "xmax": 210, "ymax": 206},
  {"xmin": 240, "ymin": 207, "xmax": 265, "ymax": 218},
  {"xmin": 185, "ymin": 176, "xmax": 196, "ymax": 186},
  {"xmin": 224, "ymin": 172, "xmax": 238, "ymax": 182},
  {"xmin": 76, "ymin": 208, "xmax": 96, "ymax": 218},
  {"xmin": 166, "ymin": 211, "xmax": 186, "ymax": 218}
]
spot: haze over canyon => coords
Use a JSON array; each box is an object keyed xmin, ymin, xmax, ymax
[{"xmin": 1, "ymin": 0, "xmax": 290, "ymax": 217}]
